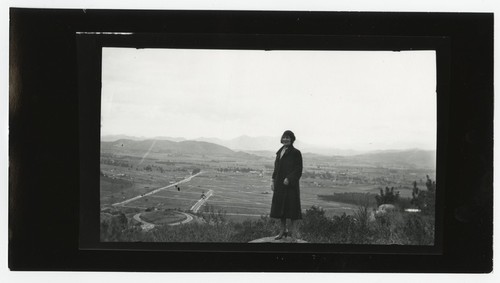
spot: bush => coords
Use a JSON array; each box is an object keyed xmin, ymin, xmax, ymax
[
  {"xmin": 300, "ymin": 206, "xmax": 336, "ymax": 242},
  {"xmin": 330, "ymin": 213, "xmax": 357, "ymax": 243},
  {"xmin": 141, "ymin": 222, "xmax": 231, "ymax": 242},
  {"xmin": 375, "ymin": 187, "xmax": 400, "ymax": 206},
  {"xmin": 351, "ymin": 206, "xmax": 373, "ymax": 244},
  {"xmin": 411, "ymin": 176, "xmax": 436, "ymax": 215},
  {"xmin": 200, "ymin": 205, "xmax": 228, "ymax": 227},
  {"xmin": 402, "ymin": 213, "xmax": 435, "ymax": 245},
  {"xmin": 299, "ymin": 205, "xmax": 374, "ymax": 244},
  {"xmin": 371, "ymin": 210, "xmax": 406, "ymax": 244},
  {"xmin": 230, "ymin": 216, "xmax": 279, "ymax": 242},
  {"xmin": 100, "ymin": 205, "xmax": 435, "ymax": 245},
  {"xmin": 100, "ymin": 212, "xmax": 138, "ymax": 241}
]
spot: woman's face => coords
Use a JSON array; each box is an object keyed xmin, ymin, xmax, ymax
[{"xmin": 281, "ymin": 135, "xmax": 292, "ymax": 146}]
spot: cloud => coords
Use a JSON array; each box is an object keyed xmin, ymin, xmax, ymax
[{"xmin": 101, "ymin": 48, "xmax": 436, "ymax": 150}]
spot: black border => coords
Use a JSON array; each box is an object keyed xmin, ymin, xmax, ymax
[
  {"xmin": 78, "ymin": 33, "xmax": 448, "ymax": 256},
  {"xmin": 9, "ymin": 8, "xmax": 493, "ymax": 272}
]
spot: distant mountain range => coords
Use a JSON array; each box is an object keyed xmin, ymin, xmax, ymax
[
  {"xmin": 101, "ymin": 135, "xmax": 186, "ymax": 142},
  {"xmin": 102, "ymin": 139, "xmax": 234, "ymax": 156},
  {"xmin": 101, "ymin": 136, "xmax": 436, "ymax": 169},
  {"xmin": 195, "ymin": 135, "xmax": 278, "ymax": 152}
]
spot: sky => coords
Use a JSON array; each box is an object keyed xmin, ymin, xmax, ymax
[{"xmin": 101, "ymin": 47, "xmax": 437, "ymax": 151}]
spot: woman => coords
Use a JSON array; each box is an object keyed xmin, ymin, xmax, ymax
[{"xmin": 270, "ymin": 130, "xmax": 303, "ymax": 240}]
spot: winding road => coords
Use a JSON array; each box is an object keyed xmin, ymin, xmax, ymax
[
  {"xmin": 110, "ymin": 171, "xmax": 210, "ymax": 230},
  {"xmin": 133, "ymin": 211, "xmax": 196, "ymax": 230},
  {"xmin": 133, "ymin": 188, "xmax": 213, "ymax": 231}
]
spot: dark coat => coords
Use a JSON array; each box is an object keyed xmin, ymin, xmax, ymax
[{"xmin": 270, "ymin": 145, "xmax": 303, "ymax": 220}]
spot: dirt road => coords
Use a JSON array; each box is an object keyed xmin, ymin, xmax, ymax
[
  {"xmin": 133, "ymin": 211, "xmax": 197, "ymax": 231},
  {"xmin": 112, "ymin": 172, "xmax": 203, "ymax": 207},
  {"xmin": 190, "ymin": 189, "xmax": 213, "ymax": 213}
]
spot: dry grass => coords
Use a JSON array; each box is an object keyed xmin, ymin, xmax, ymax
[{"xmin": 101, "ymin": 205, "xmax": 434, "ymax": 245}]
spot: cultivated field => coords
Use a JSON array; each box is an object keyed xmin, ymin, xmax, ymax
[{"xmin": 100, "ymin": 145, "xmax": 435, "ymax": 225}]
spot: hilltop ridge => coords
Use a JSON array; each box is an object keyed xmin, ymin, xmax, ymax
[
  {"xmin": 101, "ymin": 139, "xmax": 236, "ymax": 156},
  {"xmin": 101, "ymin": 137, "xmax": 435, "ymax": 169}
]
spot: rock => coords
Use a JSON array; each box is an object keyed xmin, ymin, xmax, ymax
[
  {"xmin": 376, "ymin": 204, "xmax": 396, "ymax": 216},
  {"xmin": 249, "ymin": 236, "xmax": 307, "ymax": 243}
]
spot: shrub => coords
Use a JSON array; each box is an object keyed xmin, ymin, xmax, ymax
[
  {"xmin": 300, "ymin": 206, "xmax": 335, "ymax": 242},
  {"xmin": 200, "ymin": 205, "xmax": 228, "ymax": 227},
  {"xmin": 100, "ymin": 205, "xmax": 435, "ymax": 245},
  {"xmin": 371, "ymin": 210, "xmax": 406, "ymax": 245},
  {"xmin": 146, "ymin": 222, "xmax": 233, "ymax": 242},
  {"xmin": 100, "ymin": 212, "xmax": 136, "ymax": 241},
  {"xmin": 375, "ymin": 186, "xmax": 400, "ymax": 206},
  {"xmin": 330, "ymin": 213, "xmax": 357, "ymax": 243},
  {"xmin": 411, "ymin": 175, "xmax": 436, "ymax": 215},
  {"xmin": 402, "ymin": 213, "xmax": 435, "ymax": 245},
  {"xmin": 351, "ymin": 206, "xmax": 373, "ymax": 244},
  {"xmin": 230, "ymin": 216, "xmax": 279, "ymax": 242}
]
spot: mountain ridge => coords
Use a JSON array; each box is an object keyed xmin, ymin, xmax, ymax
[
  {"xmin": 101, "ymin": 137, "xmax": 435, "ymax": 169},
  {"xmin": 101, "ymin": 139, "xmax": 235, "ymax": 156},
  {"xmin": 102, "ymin": 134, "xmax": 367, "ymax": 156}
]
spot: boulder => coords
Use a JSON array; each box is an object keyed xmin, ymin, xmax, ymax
[{"xmin": 375, "ymin": 204, "xmax": 396, "ymax": 216}]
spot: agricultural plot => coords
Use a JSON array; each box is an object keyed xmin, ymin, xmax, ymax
[
  {"xmin": 181, "ymin": 171, "xmax": 273, "ymax": 218},
  {"xmin": 101, "ymin": 148, "xmax": 435, "ymax": 224}
]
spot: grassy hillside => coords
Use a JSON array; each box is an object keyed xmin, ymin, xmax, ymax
[{"xmin": 101, "ymin": 205, "xmax": 434, "ymax": 245}]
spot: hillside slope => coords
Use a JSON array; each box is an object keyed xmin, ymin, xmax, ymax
[{"xmin": 101, "ymin": 139, "xmax": 236, "ymax": 156}]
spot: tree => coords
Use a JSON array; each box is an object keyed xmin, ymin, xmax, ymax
[
  {"xmin": 375, "ymin": 186, "xmax": 400, "ymax": 206},
  {"xmin": 411, "ymin": 175, "xmax": 436, "ymax": 214},
  {"xmin": 425, "ymin": 175, "xmax": 436, "ymax": 193}
]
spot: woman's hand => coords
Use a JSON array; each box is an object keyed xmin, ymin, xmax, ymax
[{"xmin": 283, "ymin": 178, "xmax": 289, "ymax": 186}]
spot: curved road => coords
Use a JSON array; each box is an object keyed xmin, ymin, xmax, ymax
[{"xmin": 134, "ymin": 211, "xmax": 197, "ymax": 231}]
